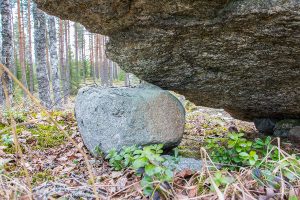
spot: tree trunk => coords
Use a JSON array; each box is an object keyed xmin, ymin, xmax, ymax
[
  {"xmin": 81, "ymin": 26, "xmax": 86, "ymax": 84},
  {"xmin": 89, "ymin": 34, "xmax": 95, "ymax": 82},
  {"xmin": 59, "ymin": 19, "xmax": 67, "ymax": 104},
  {"xmin": 33, "ymin": 3, "xmax": 52, "ymax": 109},
  {"xmin": 11, "ymin": 4, "xmax": 17, "ymax": 78},
  {"xmin": 27, "ymin": 0, "xmax": 34, "ymax": 92},
  {"xmin": 113, "ymin": 62, "xmax": 118, "ymax": 80},
  {"xmin": 94, "ymin": 34, "xmax": 99, "ymax": 80},
  {"xmin": 17, "ymin": 0, "xmax": 28, "ymax": 98},
  {"xmin": 0, "ymin": 0, "xmax": 14, "ymax": 106},
  {"xmin": 48, "ymin": 16, "xmax": 62, "ymax": 109},
  {"xmin": 64, "ymin": 21, "xmax": 70, "ymax": 97},
  {"xmin": 125, "ymin": 73, "xmax": 131, "ymax": 87},
  {"xmin": 74, "ymin": 23, "xmax": 79, "ymax": 85},
  {"xmin": 45, "ymin": 25, "xmax": 51, "ymax": 80},
  {"xmin": 100, "ymin": 36, "xmax": 109, "ymax": 86}
]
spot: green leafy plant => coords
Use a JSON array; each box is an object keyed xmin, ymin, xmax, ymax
[
  {"xmin": 210, "ymin": 171, "xmax": 234, "ymax": 191},
  {"xmin": 1, "ymin": 134, "xmax": 13, "ymax": 146},
  {"xmin": 106, "ymin": 144, "xmax": 180, "ymax": 197},
  {"xmin": 205, "ymin": 132, "xmax": 300, "ymax": 189},
  {"xmin": 205, "ymin": 133, "xmax": 275, "ymax": 167}
]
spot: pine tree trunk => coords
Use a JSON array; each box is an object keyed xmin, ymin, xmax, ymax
[
  {"xmin": 17, "ymin": 0, "xmax": 28, "ymax": 97},
  {"xmin": 48, "ymin": 16, "xmax": 62, "ymax": 109},
  {"xmin": 33, "ymin": 3, "xmax": 52, "ymax": 109},
  {"xmin": 64, "ymin": 21, "xmax": 70, "ymax": 97},
  {"xmin": 0, "ymin": 0, "xmax": 14, "ymax": 106},
  {"xmin": 59, "ymin": 19, "xmax": 67, "ymax": 104},
  {"xmin": 94, "ymin": 34, "xmax": 99, "ymax": 80},
  {"xmin": 27, "ymin": 0, "xmax": 34, "ymax": 92},
  {"xmin": 74, "ymin": 23, "xmax": 79, "ymax": 85},
  {"xmin": 100, "ymin": 36, "xmax": 109, "ymax": 86},
  {"xmin": 82, "ymin": 28, "xmax": 86, "ymax": 84},
  {"xmin": 89, "ymin": 34, "xmax": 95, "ymax": 82}
]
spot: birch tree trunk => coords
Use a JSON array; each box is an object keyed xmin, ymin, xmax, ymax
[
  {"xmin": 27, "ymin": 0, "xmax": 34, "ymax": 92},
  {"xmin": 11, "ymin": 4, "xmax": 17, "ymax": 78},
  {"xmin": 48, "ymin": 16, "xmax": 62, "ymax": 108},
  {"xmin": 0, "ymin": 0, "xmax": 14, "ymax": 106},
  {"xmin": 125, "ymin": 73, "xmax": 131, "ymax": 87},
  {"xmin": 33, "ymin": 3, "xmax": 52, "ymax": 109},
  {"xmin": 45, "ymin": 25, "xmax": 51, "ymax": 80}
]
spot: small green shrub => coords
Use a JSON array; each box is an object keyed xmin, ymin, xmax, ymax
[
  {"xmin": 205, "ymin": 133, "xmax": 273, "ymax": 167},
  {"xmin": 106, "ymin": 144, "xmax": 179, "ymax": 197},
  {"xmin": 205, "ymin": 133, "xmax": 300, "ymax": 186}
]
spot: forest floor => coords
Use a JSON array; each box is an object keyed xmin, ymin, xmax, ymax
[{"xmin": 0, "ymin": 99, "xmax": 300, "ymax": 199}]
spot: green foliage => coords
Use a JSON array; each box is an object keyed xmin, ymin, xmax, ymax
[
  {"xmin": 93, "ymin": 146, "xmax": 104, "ymax": 158},
  {"xmin": 3, "ymin": 108, "xmax": 27, "ymax": 123},
  {"xmin": 106, "ymin": 144, "xmax": 179, "ymax": 197},
  {"xmin": 1, "ymin": 134, "xmax": 13, "ymax": 146},
  {"xmin": 117, "ymin": 69, "xmax": 126, "ymax": 82},
  {"xmin": 32, "ymin": 170, "xmax": 54, "ymax": 185},
  {"xmin": 0, "ymin": 124, "xmax": 67, "ymax": 153},
  {"xmin": 211, "ymin": 171, "xmax": 234, "ymax": 191},
  {"xmin": 205, "ymin": 133, "xmax": 300, "ymax": 186},
  {"xmin": 0, "ymin": 133, "xmax": 15, "ymax": 154},
  {"xmin": 205, "ymin": 133, "xmax": 272, "ymax": 167},
  {"xmin": 30, "ymin": 124, "xmax": 67, "ymax": 150}
]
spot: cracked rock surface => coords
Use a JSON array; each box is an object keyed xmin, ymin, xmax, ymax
[{"xmin": 35, "ymin": 0, "xmax": 300, "ymax": 121}]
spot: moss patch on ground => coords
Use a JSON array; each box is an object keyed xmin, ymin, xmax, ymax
[{"xmin": 0, "ymin": 110, "xmax": 73, "ymax": 154}]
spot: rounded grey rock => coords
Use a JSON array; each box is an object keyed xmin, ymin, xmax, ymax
[{"xmin": 75, "ymin": 86, "xmax": 185, "ymax": 155}]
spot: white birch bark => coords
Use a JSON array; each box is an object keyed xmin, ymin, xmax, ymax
[{"xmin": 48, "ymin": 16, "xmax": 62, "ymax": 108}]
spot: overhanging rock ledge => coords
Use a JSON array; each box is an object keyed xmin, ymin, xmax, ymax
[{"xmin": 34, "ymin": 0, "xmax": 300, "ymax": 123}]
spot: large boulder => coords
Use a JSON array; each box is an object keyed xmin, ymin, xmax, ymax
[
  {"xmin": 35, "ymin": 0, "xmax": 300, "ymax": 122},
  {"xmin": 75, "ymin": 85, "xmax": 185, "ymax": 154}
]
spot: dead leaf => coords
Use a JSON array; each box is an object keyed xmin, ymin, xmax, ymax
[
  {"xmin": 188, "ymin": 185, "xmax": 198, "ymax": 198},
  {"xmin": 62, "ymin": 166, "xmax": 74, "ymax": 173},
  {"xmin": 116, "ymin": 177, "xmax": 127, "ymax": 190},
  {"xmin": 57, "ymin": 156, "xmax": 68, "ymax": 162},
  {"xmin": 176, "ymin": 194, "xmax": 190, "ymax": 200},
  {"xmin": 111, "ymin": 171, "xmax": 123, "ymax": 179}
]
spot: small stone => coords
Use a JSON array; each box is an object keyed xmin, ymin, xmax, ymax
[
  {"xmin": 289, "ymin": 126, "xmax": 300, "ymax": 141},
  {"xmin": 274, "ymin": 119, "xmax": 300, "ymax": 137},
  {"xmin": 254, "ymin": 118, "xmax": 278, "ymax": 135}
]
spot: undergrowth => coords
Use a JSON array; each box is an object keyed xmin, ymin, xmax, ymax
[
  {"xmin": 106, "ymin": 144, "xmax": 180, "ymax": 197},
  {"xmin": 1, "ymin": 107, "xmax": 299, "ymax": 199},
  {"xmin": 205, "ymin": 132, "xmax": 300, "ymax": 191}
]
